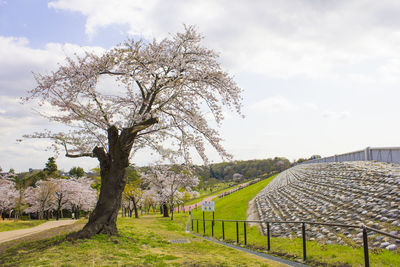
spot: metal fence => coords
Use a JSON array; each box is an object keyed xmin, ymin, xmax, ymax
[
  {"xmin": 302, "ymin": 146, "xmax": 400, "ymax": 165},
  {"xmin": 191, "ymin": 217, "xmax": 400, "ymax": 267}
]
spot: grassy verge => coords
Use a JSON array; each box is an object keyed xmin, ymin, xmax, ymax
[
  {"xmin": 185, "ymin": 182, "xmax": 242, "ymax": 206},
  {"xmin": 0, "ymin": 219, "xmax": 46, "ymax": 232},
  {"xmin": 191, "ymin": 175, "xmax": 400, "ymax": 266},
  {"xmin": 0, "ymin": 215, "xmax": 284, "ymax": 266}
]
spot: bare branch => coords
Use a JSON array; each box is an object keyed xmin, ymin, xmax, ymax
[
  {"xmin": 65, "ymin": 152, "xmax": 95, "ymax": 158},
  {"xmin": 61, "ymin": 139, "xmax": 95, "ymax": 158}
]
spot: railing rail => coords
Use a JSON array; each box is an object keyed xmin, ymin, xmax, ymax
[
  {"xmin": 191, "ymin": 217, "xmax": 400, "ymax": 267},
  {"xmin": 302, "ymin": 146, "xmax": 400, "ymax": 165}
]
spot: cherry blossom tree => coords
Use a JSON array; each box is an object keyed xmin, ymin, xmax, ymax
[
  {"xmin": 24, "ymin": 180, "xmax": 57, "ymax": 220},
  {"xmin": 24, "ymin": 177, "xmax": 96, "ymax": 220},
  {"xmin": 0, "ymin": 173, "xmax": 18, "ymax": 219},
  {"xmin": 177, "ymin": 189, "xmax": 200, "ymax": 212},
  {"xmin": 121, "ymin": 198, "xmax": 131, "ymax": 217},
  {"xmin": 50, "ymin": 178, "xmax": 71, "ymax": 220},
  {"xmin": 65, "ymin": 177, "xmax": 97, "ymax": 219},
  {"xmin": 143, "ymin": 165, "xmax": 199, "ymax": 220},
  {"xmin": 22, "ymin": 26, "xmax": 242, "ymax": 238},
  {"xmin": 140, "ymin": 189, "xmax": 158, "ymax": 214},
  {"xmin": 51, "ymin": 178, "xmax": 96, "ymax": 220},
  {"xmin": 123, "ymin": 180, "xmax": 143, "ymax": 218}
]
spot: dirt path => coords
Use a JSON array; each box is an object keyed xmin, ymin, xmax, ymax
[
  {"xmin": 0, "ymin": 220, "xmax": 76, "ymax": 244},
  {"xmin": 180, "ymin": 195, "xmax": 218, "ymax": 212}
]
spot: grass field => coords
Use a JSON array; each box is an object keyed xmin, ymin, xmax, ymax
[
  {"xmin": 0, "ymin": 216, "xmax": 285, "ymax": 266},
  {"xmin": 185, "ymin": 182, "xmax": 241, "ymax": 206},
  {"xmin": 0, "ymin": 219, "xmax": 46, "ymax": 232},
  {"xmin": 190, "ymin": 175, "xmax": 400, "ymax": 266},
  {"xmin": 1, "ymin": 175, "xmax": 399, "ymax": 266}
]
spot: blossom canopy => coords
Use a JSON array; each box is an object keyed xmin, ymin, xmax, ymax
[{"xmin": 24, "ymin": 26, "xmax": 243, "ymax": 164}]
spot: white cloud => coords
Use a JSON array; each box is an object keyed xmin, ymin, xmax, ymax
[
  {"xmin": 48, "ymin": 0, "xmax": 400, "ymax": 81},
  {"xmin": 304, "ymin": 103, "xmax": 318, "ymax": 111},
  {"xmin": 251, "ymin": 96, "xmax": 297, "ymax": 113},
  {"xmin": 48, "ymin": 0, "xmax": 159, "ymax": 37},
  {"xmin": 0, "ymin": 36, "xmax": 107, "ymax": 172},
  {"xmin": 0, "ymin": 36, "xmax": 105, "ymax": 97},
  {"xmin": 322, "ymin": 111, "xmax": 351, "ymax": 120}
]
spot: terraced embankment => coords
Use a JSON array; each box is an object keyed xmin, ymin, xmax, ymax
[{"xmin": 255, "ymin": 161, "xmax": 400, "ymax": 250}]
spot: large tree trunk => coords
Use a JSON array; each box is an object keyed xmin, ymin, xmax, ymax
[
  {"xmin": 56, "ymin": 199, "xmax": 61, "ymax": 220},
  {"xmin": 70, "ymin": 162, "xmax": 127, "ymax": 239},
  {"xmin": 163, "ymin": 203, "xmax": 169, "ymax": 217},
  {"xmin": 68, "ymin": 121, "xmax": 157, "ymax": 239},
  {"xmin": 132, "ymin": 196, "xmax": 139, "ymax": 218},
  {"xmin": 69, "ymin": 127, "xmax": 131, "ymax": 239}
]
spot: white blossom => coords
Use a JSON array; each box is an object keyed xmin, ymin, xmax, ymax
[{"xmin": 0, "ymin": 173, "xmax": 18, "ymax": 214}]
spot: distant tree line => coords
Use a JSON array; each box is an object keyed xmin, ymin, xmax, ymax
[
  {"xmin": 193, "ymin": 157, "xmax": 291, "ymax": 188},
  {"xmin": 293, "ymin": 155, "xmax": 322, "ymax": 165}
]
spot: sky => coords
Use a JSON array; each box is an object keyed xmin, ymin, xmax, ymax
[{"xmin": 1, "ymin": 0, "xmax": 400, "ymax": 172}]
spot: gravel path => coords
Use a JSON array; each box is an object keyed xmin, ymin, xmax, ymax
[{"xmin": 0, "ymin": 220, "xmax": 76, "ymax": 244}]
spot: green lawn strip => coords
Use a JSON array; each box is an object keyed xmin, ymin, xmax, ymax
[
  {"xmin": 185, "ymin": 182, "xmax": 243, "ymax": 206},
  {"xmin": 0, "ymin": 220, "xmax": 47, "ymax": 232},
  {"xmin": 190, "ymin": 175, "xmax": 400, "ymax": 266},
  {"xmin": 0, "ymin": 216, "xmax": 284, "ymax": 266}
]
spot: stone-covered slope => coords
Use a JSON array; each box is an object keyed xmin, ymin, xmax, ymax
[{"xmin": 255, "ymin": 161, "xmax": 400, "ymax": 250}]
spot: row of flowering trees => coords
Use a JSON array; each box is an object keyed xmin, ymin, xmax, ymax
[
  {"xmin": 0, "ymin": 171, "xmax": 97, "ymax": 220},
  {"xmin": 0, "ymin": 172, "xmax": 19, "ymax": 219},
  {"xmin": 122, "ymin": 165, "xmax": 200, "ymax": 220},
  {"xmin": 1, "ymin": 165, "xmax": 200, "ymax": 221}
]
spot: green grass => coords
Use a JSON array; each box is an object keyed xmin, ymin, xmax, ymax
[
  {"xmin": 0, "ymin": 216, "xmax": 284, "ymax": 266},
  {"xmin": 185, "ymin": 182, "xmax": 242, "ymax": 206},
  {"xmin": 2, "ymin": 174, "xmax": 399, "ymax": 266},
  {"xmin": 191, "ymin": 175, "xmax": 273, "ymax": 222},
  {"xmin": 191, "ymin": 175, "xmax": 400, "ymax": 266},
  {"xmin": 0, "ymin": 219, "xmax": 46, "ymax": 232}
]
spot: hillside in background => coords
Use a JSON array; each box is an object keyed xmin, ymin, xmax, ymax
[{"xmin": 193, "ymin": 157, "xmax": 290, "ymax": 186}]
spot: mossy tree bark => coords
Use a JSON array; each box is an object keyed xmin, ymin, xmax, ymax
[{"xmin": 70, "ymin": 122, "xmax": 156, "ymax": 239}]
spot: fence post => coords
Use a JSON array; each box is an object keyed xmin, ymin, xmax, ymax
[
  {"xmin": 203, "ymin": 212, "xmax": 205, "ymax": 235},
  {"xmin": 197, "ymin": 220, "xmax": 199, "ymax": 233},
  {"xmin": 222, "ymin": 221, "xmax": 225, "ymax": 240},
  {"xmin": 267, "ymin": 222, "xmax": 271, "ymax": 251},
  {"xmin": 302, "ymin": 222, "xmax": 307, "ymax": 261},
  {"xmin": 363, "ymin": 226, "xmax": 370, "ymax": 267},
  {"xmin": 365, "ymin": 147, "xmax": 371, "ymax": 161},
  {"xmin": 191, "ymin": 219, "xmax": 193, "ymax": 231},
  {"xmin": 236, "ymin": 221, "xmax": 239, "ymax": 244},
  {"xmin": 244, "ymin": 222, "xmax": 247, "ymax": 245},
  {"xmin": 212, "ymin": 220, "xmax": 214, "ymax": 237}
]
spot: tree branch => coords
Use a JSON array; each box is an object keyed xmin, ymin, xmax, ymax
[
  {"xmin": 62, "ymin": 141, "xmax": 95, "ymax": 158},
  {"xmin": 99, "ymin": 70, "xmax": 127, "ymax": 76},
  {"xmin": 66, "ymin": 152, "xmax": 95, "ymax": 158},
  {"xmin": 129, "ymin": 117, "xmax": 159, "ymax": 134},
  {"xmin": 93, "ymin": 146, "xmax": 110, "ymax": 169},
  {"xmin": 135, "ymin": 80, "xmax": 146, "ymax": 100}
]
